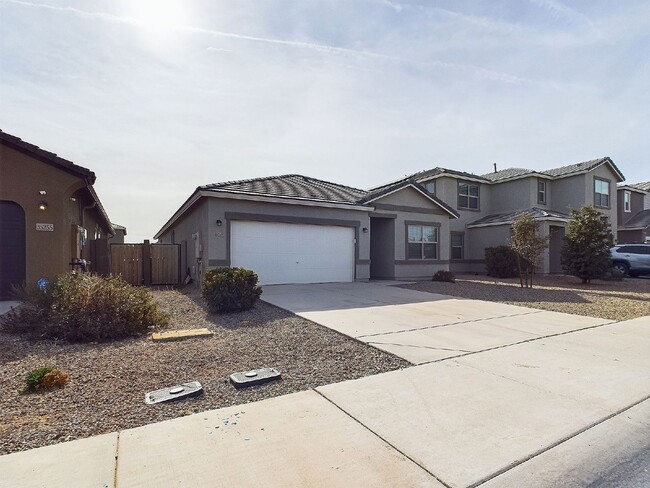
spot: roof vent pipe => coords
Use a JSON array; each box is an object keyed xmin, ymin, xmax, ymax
[{"xmin": 493, "ymin": 163, "xmax": 497, "ymax": 173}]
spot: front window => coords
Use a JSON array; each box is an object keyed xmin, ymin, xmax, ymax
[
  {"xmin": 458, "ymin": 182, "xmax": 479, "ymax": 210},
  {"xmin": 594, "ymin": 178, "xmax": 610, "ymax": 207},
  {"xmin": 624, "ymin": 191, "xmax": 631, "ymax": 212},
  {"xmin": 424, "ymin": 181, "xmax": 436, "ymax": 195},
  {"xmin": 407, "ymin": 225, "xmax": 438, "ymax": 259},
  {"xmin": 537, "ymin": 180, "xmax": 547, "ymax": 204},
  {"xmin": 451, "ymin": 233, "xmax": 464, "ymax": 260}
]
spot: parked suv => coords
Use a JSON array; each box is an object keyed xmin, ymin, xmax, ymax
[{"xmin": 610, "ymin": 244, "xmax": 650, "ymax": 277}]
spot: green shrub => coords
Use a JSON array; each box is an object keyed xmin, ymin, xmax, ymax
[
  {"xmin": 25, "ymin": 367, "xmax": 69, "ymax": 391},
  {"xmin": 602, "ymin": 267, "xmax": 625, "ymax": 281},
  {"xmin": 1, "ymin": 273, "xmax": 167, "ymax": 342},
  {"xmin": 561, "ymin": 206, "xmax": 613, "ymax": 283},
  {"xmin": 202, "ymin": 267, "xmax": 262, "ymax": 313},
  {"xmin": 485, "ymin": 246, "xmax": 519, "ymax": 278},
  {"xmin": 432, "ymin": 270, "xmax": 455, "ymax": 282}
]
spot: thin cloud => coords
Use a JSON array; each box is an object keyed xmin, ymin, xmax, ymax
[
  {"xmin": 1, "ymin": 0, "xmax": 545, "ymax": 87},
  {"xmin": 528, "ymin": 0, "xmax": 594, "ymax": 27}
]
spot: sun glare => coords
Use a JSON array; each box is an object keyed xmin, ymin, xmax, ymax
[{"xmin": 121, "ymin": 0, "xmax": 189, "ymax": 46}]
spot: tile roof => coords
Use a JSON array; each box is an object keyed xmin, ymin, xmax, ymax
[
  {"xmin": 467, "ymin": 207, "xmax": 571, "ymax": 227},
  {"xmin": 359, "ymin": 179, "xmax": 459, "ymax": 218},
  {"xmin": 479, "ymin": 157, "xmax": 624, "ymax": 183},
  {"xmin": 0, "ymin": 129, "xmax": 96, "ymax": 183},
  {"xmin": 621, "ymin": 209, "xmax": 650, "ymax": 229},
  {"xmin": 369, "ymin": 167, "xmax": 490, "ymax": 191},
  {"xmin": 480, "ymin": 167, "xmax": 535, "ymax": 182},
  {"xmin": 630, "ymin": 181, "xmax": 650, "ymax": 192},
  {"xmin": 542, "ymin": 157, "xmax": 611, "ymax": 177},
  {"xmin": 200, "ymin": 174, "xmax": 367, "ymax": 205}
]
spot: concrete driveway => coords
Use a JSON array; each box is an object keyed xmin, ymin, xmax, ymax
[
  {"xmin": 3, "ymin": 315, "xmax": 648, "ymax": 488},
  {"xmin": 262, "ymin": 282, "xmax": 613, "ymax": 363}
]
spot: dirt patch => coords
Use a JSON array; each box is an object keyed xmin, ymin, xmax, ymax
[
  {"xmin": 0, "ymin": 287, "xmax": 408, "ymax": 455},
  {"xmin": 401, "ymin": 275, "xmax": 650, "ymax": 321}
]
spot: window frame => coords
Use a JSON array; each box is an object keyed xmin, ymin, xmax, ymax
[
  {"xmin": 405, "ymin": 222, "xmax": 440, "ymax": 260},
  {"xmin": 594, "ymin": 177, "xmax": 611, "ymax": 209},
  {"xmin": 624, "ymin": 190, "xmax": 631, "ymax": 212},
  {"xmin": 457, "ymin": 181, "xmax": 480, "ymax": 211},
  {"xmin": 537, "ymin": 179, "xmax": 547, "ymax": 205},
  {"xmin": 424, "ymin": 180, "xmax": 436, "ymax": 195},
  {"xmin": 450, "ymin": 232, "xmax": 464, "ymax": 261}
]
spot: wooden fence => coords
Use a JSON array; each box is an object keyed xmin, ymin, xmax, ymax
[{"xmin": 111, "ymin": 241, "xmax": 180, "ymax": 286}]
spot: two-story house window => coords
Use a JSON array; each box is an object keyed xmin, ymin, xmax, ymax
[
  {"xmin": 624, "ymin": 190, "xmax": 631, "ymax": 212},
  {"xmin": 450, "ymin": 232, "xmax": 464, "ymax": 260},
  {"xmin": 407, "ymin": 224, "xmax": 438, "ymax": 259},
  {"xmin": 537, "ymin": 179, "xmax": 547, "ymax": 204},
  {"xmin": 458, "ymin": 182, "xmax": 479, "ymax": 210},
  {"xmin": 594, "ymin": 178, "xmax": 610, "ymax": 208},
  {"xmin": 424, "ymin": 181, "xmax": 436, "ymax": 194}
]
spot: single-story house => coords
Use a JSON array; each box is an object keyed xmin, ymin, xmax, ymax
[
  {"xmin": 154, "ymin": 175, "xmax": 458, "ymax": 285},
  {"xmin": 0, "ymin": 130, "xmax": 114, "ymax": 297}
]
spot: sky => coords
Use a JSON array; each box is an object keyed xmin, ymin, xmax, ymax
[{"xmin": 1, "ymin": 0, "xmax": 649, "ymax": 242}]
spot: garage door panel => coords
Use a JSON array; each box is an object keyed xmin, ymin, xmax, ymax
[{"xmin": 230, "ymin": 221, "xmax": 355, "ymax": 285}]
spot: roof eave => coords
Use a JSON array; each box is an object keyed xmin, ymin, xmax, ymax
[
  {"xmin": 362, "ymin": 183, "xmax": 459, "ymax": 219},
  {"xmin": 154, "ymin": 190, "xmax": 374, "ymax": 239}
]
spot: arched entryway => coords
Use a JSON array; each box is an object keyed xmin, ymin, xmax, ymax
[{"xmin": 0, "ymin": 201, "xmax": 26, "ymax": 298}]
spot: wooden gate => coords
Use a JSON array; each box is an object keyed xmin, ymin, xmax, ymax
[
  {"xmin": 110, "ymin": 242, "xmax": 180, "ymax": 286},
  {"xmin": 111, "ymin": 244, "xmax": 143, "ymax": 285},
  {"xmin": 151, "ymin": 244, "xmax": 180, "ymax": 285}
]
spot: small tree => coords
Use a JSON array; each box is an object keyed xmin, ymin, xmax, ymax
[
  {"xmin": 561, "ymin": 206, "xmax": 613, "ymax": 283},
  {"xmin": 510, "ymin": 212, "xmax": 549, "ymax": 288}
]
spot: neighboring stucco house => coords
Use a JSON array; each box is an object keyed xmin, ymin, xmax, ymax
[
  {"xmin": 108, "ymin": 223, "xmax": 127, "ymax": 244},
  {"xmin": 617, "ymin": 182, "xmax": 650, "ymax": 243},
  {"xmin": 0, "ymin": 130, "xmax": 114, "ymax": 297},
  {"xmin": 155, "ymin": 175, "xmax": 458, "ymax": 285},
  {"xmin": 399, "ymin": 157, "xmax": 625, "ymax": 274}
]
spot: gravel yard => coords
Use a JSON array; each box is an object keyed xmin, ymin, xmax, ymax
[
  {"xmin": 0, "ymin": 287, "xmax": 408, "ymax": 455},
  {"xmin": 402, "ymin": 275, "xmax": 650, "ymax": 321}
]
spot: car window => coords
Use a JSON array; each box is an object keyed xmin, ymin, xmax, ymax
[{"xmin": 617, "ymin": 245, "xmax": 648, "ymax": 254}]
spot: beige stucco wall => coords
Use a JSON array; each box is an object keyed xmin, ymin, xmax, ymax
[
  {"xmin": 158, "ymin": 199, "xmax": 210, "ymax": 282},
  {"xmin": 372, "ymin": 186, "xmax": 452, "ymax": 279},
  {"xmin": 0, "ymin": 144, "xmax": 110, "ymax": 286},
  {"xmin": 489, "ymin": 177, "xmax": 549, "ymax": 213}
]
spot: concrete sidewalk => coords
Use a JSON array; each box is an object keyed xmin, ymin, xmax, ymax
[
  {"xmin": 2, "ymin": 316, "xmax": 648, "ymax": 488},
  {"xmin": 262, "ymin": 282, "xmax": 612, "ymax": 363}
]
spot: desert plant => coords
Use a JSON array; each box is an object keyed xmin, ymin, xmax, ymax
[
  {"xmin": 561, "ymin": 206, "xmax": 613, "ymax": 283},
  {"xmin": 432, "ymin": 270, "xmax": 455, "ymax": 282},
  {"xmin": 202, "ymin": 267, "xmax": 262, "ymax": 313},
  {"xmin": 485, "ymin": 246, "xmax": 519, "ymax": 278},
  {"xmin": 25, "ymin": 367, "xmax": 69, "ymax": 391},
  {"xmin": 1, "ymin": 273, "xmax": 168, "ymax": 342},
  {"xmin": 510, "ymin": 212, "xmax": 549, "ymax": 288}
]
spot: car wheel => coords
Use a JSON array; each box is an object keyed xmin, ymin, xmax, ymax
[{"xmin": 612, "ymin": 262, "xmax": 629, "ymax": 276}]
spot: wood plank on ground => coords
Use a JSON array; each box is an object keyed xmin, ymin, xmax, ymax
[{"xmin": 151, "ymin": 328, "xmax": 213, "ymax": 342}]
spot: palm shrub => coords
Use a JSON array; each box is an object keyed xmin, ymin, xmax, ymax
[
  {"xmin": 561, "ymin": 206, "xmax": 613, "ymax": 283},
  {"xmin": 202, "ymin": 267, "xmax": 262, "ymax": 313},
  {"xmin": 1, "ymin": 273, "xmax": 167, "ymax": 342}
]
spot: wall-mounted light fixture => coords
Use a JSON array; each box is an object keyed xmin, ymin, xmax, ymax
[
  {"xmin": 362, "ymin": 227, "xmax": 369, "ymax": 233},
  {"xmin": 39, "ymin": 190, "xmax": 47, "ymax": 195},
  {"xmin": 38, "ymin": 201, "xmax": 48, "ymax": 211},
  {"xmin": 216, "ymin": 219, "xmax": 223, "ymax": 227}
]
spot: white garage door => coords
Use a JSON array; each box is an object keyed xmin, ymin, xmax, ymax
[{"xmin": 230, "ymin": 221, "xmax": 355, "ymax": 285}]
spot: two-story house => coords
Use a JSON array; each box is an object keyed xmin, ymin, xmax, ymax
[
  {"xmin": 617, "ymin": 182, "xmax": 650, "ymax": 243},
  {"xmin": 155, "ymin": 157, "xmax": 625, "ymax": 285},
  {"xmin": 400, "ymin": 157, "xmax": 624, "ymax": 274}
]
